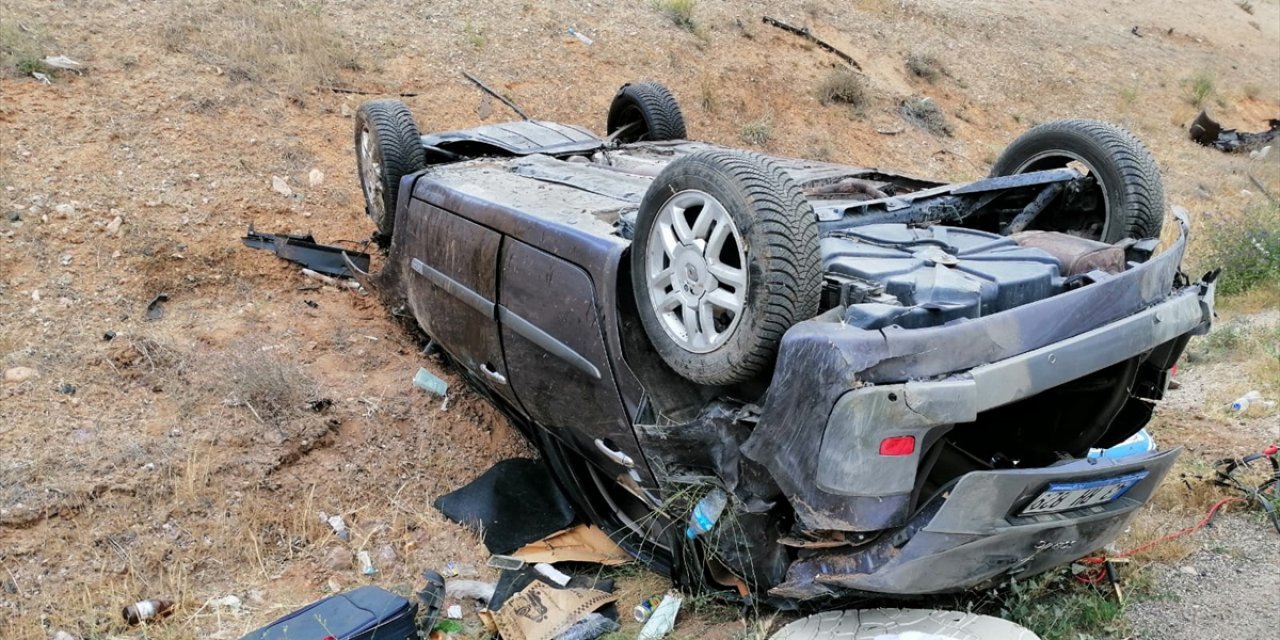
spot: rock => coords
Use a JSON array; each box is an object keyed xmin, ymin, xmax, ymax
[
  {"xmin": 60, "ymin": 254, "xmax": 72, "ymax": 266},
  {"xmin": 4, "ymin": 367, "xmax": 38, "ymax": 384},
  {"xmin": 6, "ymin": 212, "xmax": 19, "ymax": 222},
  {"xmin": 50, "ymin": 631, "xmax": 78, "ymax": 640},
  {"xmin": 1179, "ymin": 565, "xmax": 1199, "ymax": 576},
  {"xmin": 308, "ymin": 168, "xmax": 325, "ymax": 186},
  {"xmin": 207, "ymin": 594, "xmax": 242, "ymax": 610},
  {"xmin": 105, "ymin": 216, "xmax": 123, "ymax": 236},
  {"xmin": 54, "ymin": 203, "xmax": 75, "ymax": 217},
  {"xmin": 271, "ymin": 175, "xmax": 293, "ymax": 197},
  {"xmin": 322, "ymin": 547, "xmax": 353, "ymax": 571},
  {"xmin": 340, "ymin": 103, "xmax": 353, "ymax": 117},
  {"xmin": 376, "ymin": 543, "xmax": 398, "ymax": 566}
]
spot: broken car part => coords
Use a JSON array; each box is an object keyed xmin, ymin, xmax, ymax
[
  {"xmin": 242, "ymin": 226, "xmax": 371, "ymax": 277},
  {"xmin": 1189, "ymin": 110, "xmax": 1280, "ymax": 153}
]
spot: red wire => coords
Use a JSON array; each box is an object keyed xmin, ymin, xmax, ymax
[{"xmin": 1072, "ymin": 497, "xmax": 1243, "ymax": 584}]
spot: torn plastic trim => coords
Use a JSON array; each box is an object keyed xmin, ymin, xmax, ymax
[
  {"xmin": 814, "ymin": 283, "xmax": 1206, "ymax": 501},
  {"xmin": 776, "ymin": 450, "xmax": 1179, "ymax": 597}
]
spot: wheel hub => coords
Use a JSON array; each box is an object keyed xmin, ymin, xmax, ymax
[{"xmin": 644, "ymin": 189, "xmax": 749, "ymax": 354}]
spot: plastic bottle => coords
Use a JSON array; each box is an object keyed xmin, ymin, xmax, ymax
[
  {"xmin": 567, "ymin": 27, "xmax": 594, "ymax": 46},
  {"xmin": 686, "ymin": 488, "xmax": 728, "ymax": 539},
  {"xmin": 122, "ymin": 599, "xmax": 175, "ymax": 625},
  {"xmin": 1230, "ymin": 390, "xmax": 1269, "ymax": 412},
  {"xmin": 556, "ymin": 612, "xmax": 619, "ymax": 640}
]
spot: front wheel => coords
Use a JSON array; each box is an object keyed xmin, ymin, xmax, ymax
[
  {"xmin": 354, "ymin": 100, "xmax": 426, "ymax": 245},
  {"xmin": 630, "ymin": 150, "xmax": 822, "ymax": 386},
  {"xmin": 990, "ymin": 119, "xmax": 1164, "ymax": 242},
  {"xmin": 606, "ymin": 81, "xmax": 687, "ymax": 143}
]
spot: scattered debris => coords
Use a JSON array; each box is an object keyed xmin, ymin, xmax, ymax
[
  {"xmin": 103, "ymin": 331, "xmax": 116, "ymax": 341},
  {"xmin": 636, "ymin": 591, "xmax": 682, "ymax": 640},
  {"xmin": 769, "ymin": 608, "xmax": 1042, "ymax": 639},
  {"xmin": 323, "ymin": 85, "xmax": 420, "ymax": 97},
  {"xmin": 511, "ymin": 524, "xmax": 630, "ymax": 565},
  {"xmin": 1189, "ymin": 110, "xmax": 1280, "ymax": 153},
  {"xmin": 443, "ymin": 561, "xmax": 479, "ymax": 578},
  {"xmin": 32, "ymin": 71, "xmax": 51, "ymax": 85},
  {"xmin": 240, "ymin": 586, "xmax": 417, "ymax": 640},
  {"xmin": 567, "ymin": 26, "xmax": 594, "ymax": 46},
  {"xmin": 122, "ymin": 598, "xmax": 175, "ymax": 626},
  {"xmin": 358, "ymin": 550, "xmax": 377, "ymax": 575},
  {"xmin": 533, "ymin": 563, "xmax": 572, "ymax": 587},
  {"xmin": 206, "ymin": 594, "xmax": 242, "ymax": 611},
  {"xmin": 145, "ymin": 292, "xmax": 169, "ymax": 320},
  {"xmin": 444, "ymin": 579, "xmax": 497, "ymax": 603},
  {"xmin": 323, "ymin": 513, "xmax": 351, "ymax": 541},
  {"xmin": 42, "ymin": 55, "xmax": 83, "ymax": 71},
  {"xmin": 761, "ymin": 16, "xmax": 861, "ymax": 70},
  {"xmin": 557, "ymin": 612, "xmax": 619, "ymax": 640},
  {"xmin": 56, "ymin": 382, "xmax": 76, "ymax": 395},
  {"xmin": 413, "ymin": 367, "xmax": 449, "ymax": 397},
  {"xmin": 488, "ymin": 555, "xmax": 526, "ymax": 571},
  {"xmin": 632, "ymin": 595, "xmax": 661, "ymax": 623},
  {"xmin": 492, "ymin": 581, "xmax": 617, "ymax": 640},
  {"xmin": 105, "ymin": 215, "xmax": 123, "ymax": 236},
  {"xmin": 1248, "ymin": 173, "xmax": 1278, "ymax": 205},
  {"xmin": 271, "ymin": 175, "xmax": 293, "ymax": 197},
  {"xmin": 434, "ymin": 458, "xmax": 576, "ymax": 555},
  {"xmin": 243, "ymin": 226, "xmax": 371, "ymax": 278},
  {"xmin": 1230, "ymin": 390, "xmax": 1269, "ymax": 413},
  {"xmin": 462, "ymin": 70, "xmax": 532, "ymax": 121},
  {"xmin": 301, "ymin": 268, "xmax": 361, "ymax": 289},
  {"xmin": 1131, "ymin": 25, "xmax": 1143, "ymax": 37},
  {"xmin": 3, "ymin": 366, "xmax": 38, "ymax": 384},
  {"xmin": 308, "ymin": 168, "xmax": 325, "ymax": 186}
]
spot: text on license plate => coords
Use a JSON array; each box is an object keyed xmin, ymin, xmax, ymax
[{"xmin": 1021, "ymin": 471, "xmax": 1149, "ymax": 515}]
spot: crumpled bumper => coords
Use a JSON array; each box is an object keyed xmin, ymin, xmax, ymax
[{"xmin": 771, "ymin": 448, "xmax": 1179, "ymax": 598}]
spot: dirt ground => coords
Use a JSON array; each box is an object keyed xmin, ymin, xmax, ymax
[{"xmin": 1, "ymin": 1, "xmax": 1277, "ymax": 639}]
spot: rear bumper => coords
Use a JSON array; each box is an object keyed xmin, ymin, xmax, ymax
[{"xmin": 772, "ymin": 448, "xmax": 1179, "ymax": 598}]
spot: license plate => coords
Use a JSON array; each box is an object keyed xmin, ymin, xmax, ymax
[{"xmin": 1020, "ymin": 471, "xmax": 1149, "ymax": 515}]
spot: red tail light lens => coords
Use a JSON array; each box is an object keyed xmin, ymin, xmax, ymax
[{"xmin": 879, "ymin": 435, "xmax": 916, "ymax": 456}]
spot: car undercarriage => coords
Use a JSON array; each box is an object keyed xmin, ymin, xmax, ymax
[{"xmin": 348, "ymin": 82, "xmax": 1216, "ymax": 607}]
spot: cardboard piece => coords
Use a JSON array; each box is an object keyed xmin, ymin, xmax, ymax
[
  {"xmin": 510, "ymin": 525, "xmax": 631, "ymax": 566},
  {"xmin": 492, "ymin": 582, "xmax": 618, "ymax": 640}
]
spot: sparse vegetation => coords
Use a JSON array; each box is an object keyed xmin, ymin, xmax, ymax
[
  {"xmin": 899, "ymin": 96, "xmax": 953, "ymax": 136},
  {"xmin": 740, "ymin": 117, "xmax": 772, "ymax": 146},
  {"xmin": 1184, "ymin": 70, "xmax": 1216, "ymax": 107},
  {"xmin": 158, "ymin": 0, "xmax": 359, "ymax": 92},
  {"xmin": 817, "ymin": 68, "xmax": 869, "ymax": 109},
  {"xmin": 463, "ymin": 21, "xmax": 486, "ymax": 48},
  {"xmin": 656, "ymin": 0, "xmax": 698, "ymax": 32},
  {"xmin": 995, "ymin": 572, "xmax": 1131, "ymax": 640},
  {"xmin": 0, "ymin": 21, "xmax": 52, "ymax": 77},
  {"xmin": 217, "ymin": 348, "xmax": 317, "ymax": 427},
  {"xmin": 1201, "ymin": 201, "xmax": 1280, "ymax": 296},
  {"xmin": 906, "ymin": 51, "xmax": 945, "ymax": 82}
]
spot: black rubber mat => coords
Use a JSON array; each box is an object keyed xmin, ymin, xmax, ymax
[{"xmin": 433, "ymin": 458, "xmax": 577, "ymax": 554}]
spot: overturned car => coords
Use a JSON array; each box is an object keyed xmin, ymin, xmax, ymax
[{"xmin": 349, "ymin": 81, "xmax": 1215, "ymax": 605}]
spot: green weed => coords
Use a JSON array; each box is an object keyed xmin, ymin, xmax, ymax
[
  {"xmin": 1184, "ymin": 70, "xmax": 1215, "ymax": 108},
  {"xmin": 1201, "ymin": 201, "xmax": 1280, "ymax": 296},
  {"xmin": 656, "ymin": 0, "xmax": 698, "ymax": 32}
]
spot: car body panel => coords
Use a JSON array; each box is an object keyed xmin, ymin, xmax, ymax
[{"xmin": 366, "ymin": 125, "xmax": 1215, "ymax": 602}]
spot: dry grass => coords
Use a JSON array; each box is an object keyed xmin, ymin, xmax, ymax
[
  {"xmin": 0, "ymin": 20, "xmax": 52, "ymax": 77},
  {"xmin": 905, "ymin": 51, "xmax": 945, "ymax": 82},
  {"xmin": 1183, "ymin": 70, "xmax": 1216, "ymax": 107},
  {"xmin": 899, "ymin": 96, "xmax": 953, "ymax": 136},
  {"xmin": 816, "ymin": 68, "xmax": 869, "ymax": 109},
  {"xmin": 158, "ymin": 0, "xmax": 359, "ymax": 92},
  {"xmin": 215, "ymin": 347, "xmax": 318, "ymax": 428},
  {"xmin": 740, "ymin": 117, "xmax": 773, "ymax": 147}
]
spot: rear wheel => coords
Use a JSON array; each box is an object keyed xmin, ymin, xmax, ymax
[
  {"xmin": 990, "ymin": 119, "xmax": 1164, "ymax": 242},
  {"xmin": 354, "ymin": 100, "xmax": 426, "ymax": 245},
  {"xmin": 606, "ymin": 81, "xmax": 687, "ymax": 143},
  {"xmin": 631, "ymin": 150, "xmax": 821, "ymax": 386}
]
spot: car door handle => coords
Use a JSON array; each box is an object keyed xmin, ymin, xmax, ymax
[
  {"xmin": 594, "ymin": 438, "xmax": 635, "ymax": 468},
  {"xmin": 479, "ymin": 362, "xmax": 507, "ymax": 385}
]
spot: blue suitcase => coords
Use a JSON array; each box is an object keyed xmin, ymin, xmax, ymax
[{"xmin": 240, "ymin": 585, "xmax": 417, "ymax": 640}]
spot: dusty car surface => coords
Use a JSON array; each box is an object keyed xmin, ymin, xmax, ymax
[{"xmin": 348, "ymin": 81, "xmax": 1216, "ymax": 606}]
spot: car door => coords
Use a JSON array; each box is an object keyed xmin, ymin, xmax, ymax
[
  {"xmin": 400, "ymin": 198, "xmax": 518, "ymax": 405},
  {"xmin": 497, "ymin": 239, "xmax": 648, "ymax": 479}
]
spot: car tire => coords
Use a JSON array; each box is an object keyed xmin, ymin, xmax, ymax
[
  {"xmin": 990, "ymin": 119, "xmax": 1164, "ymax": 242},
  {"xmin": 606, "ymin": 81, "xmax": 687, "ymax": 143},
  {"xmin": 773, "ymin": 609, "xmax": 1041, "ymax": 640},
  {"xmin": 354, "ymin": 99, "xmax": 426, "ymax": 245},
  {"xmin": 631, "ymin": 149, "xmax": 821, "ymax": 386}
]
